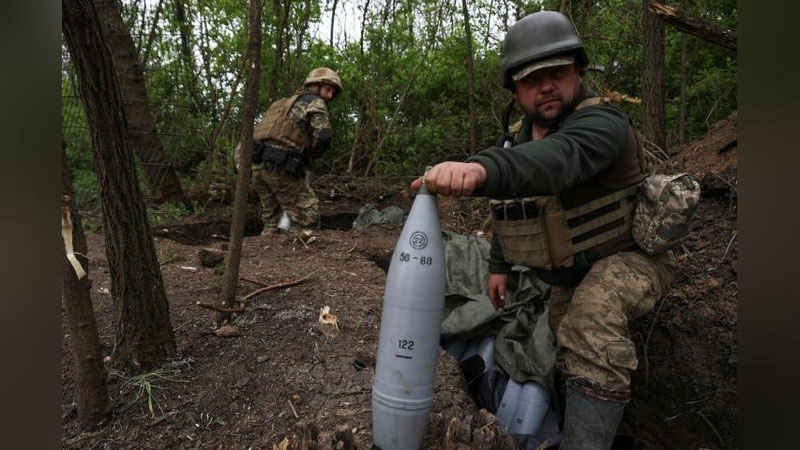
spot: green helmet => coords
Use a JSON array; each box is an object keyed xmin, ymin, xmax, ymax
[{"xmin": 501, "ymin": 11, "xmax": 589, "ymax": 90}]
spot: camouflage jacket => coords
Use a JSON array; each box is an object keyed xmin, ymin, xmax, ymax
[
  {"xmin": 256, "ymin": 89, "xmax": 333, "ymax": 154},
  {"xmin": 237, "ymin": 89, "xmax": 333, "ymax": 170}
]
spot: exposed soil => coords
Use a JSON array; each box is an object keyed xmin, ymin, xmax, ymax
[{"xmin": 62, "ymin": 116, "xmax": 737, "ymax": 449}]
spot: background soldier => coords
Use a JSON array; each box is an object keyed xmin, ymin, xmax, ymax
[
  {"xmin": 412, "ymin": 11, "xmax": 676, "ymax": 449},
  {"xmin": 238, "ymin": 67, "xmax": 341, "ymax": 233}
]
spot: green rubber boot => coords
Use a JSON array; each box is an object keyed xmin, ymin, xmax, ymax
[{"xmin": 560, "ymin": 384, "xmax": 626, "ymax": 450}]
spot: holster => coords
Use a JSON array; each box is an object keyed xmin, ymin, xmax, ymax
[{"xmin": 260, "ymin": 142, "xmax": 306, "ymax": 177}]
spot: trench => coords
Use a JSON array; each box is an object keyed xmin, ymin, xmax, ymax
[
  {"xmin": 151, "ymin": 211, "xmax": 361, "ymax": 246},
  {"xmin": 150, "ymin": 214, "xmax": 264, "ymax": 245}
]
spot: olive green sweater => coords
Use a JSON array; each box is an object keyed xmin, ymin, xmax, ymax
[{"xmin": 467, "ymin": 96, "xmax": 631, "ymax": 283}]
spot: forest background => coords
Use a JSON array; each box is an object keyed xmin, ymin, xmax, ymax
[{"xmin": 61, "ymin": 0, "xmax": 737, "ymax": 213}]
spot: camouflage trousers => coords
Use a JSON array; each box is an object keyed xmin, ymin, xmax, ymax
[
  {"xmin": 252, "ymin": 164, "xmax": 320, "ymax": 229},
  {"xmin": 548, "ymin": 250, "xmax": 676, "ymax": 402}
]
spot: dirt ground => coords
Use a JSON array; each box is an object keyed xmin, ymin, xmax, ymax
[{"xmin": 62, "ymin": 115, "xmax": 738, "ymax": 449}]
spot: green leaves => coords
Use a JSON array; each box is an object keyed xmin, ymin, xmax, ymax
[{"xmin": 63, "ymin": 0, "xmax": 738, "ymax": 186}]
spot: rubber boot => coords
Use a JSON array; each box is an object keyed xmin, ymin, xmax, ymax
[{"xmin": 559, "ymin": 384, "xmax": 625, "ymax": 450}]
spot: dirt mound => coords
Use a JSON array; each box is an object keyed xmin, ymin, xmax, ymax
[{"xmin": 664, "ymin": 111, "xmax": 738, "ymax": 200}]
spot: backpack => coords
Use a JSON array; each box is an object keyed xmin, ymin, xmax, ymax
[{"xmin": 632, "ymin": 173, "xmax": 701, "ymax": 254}]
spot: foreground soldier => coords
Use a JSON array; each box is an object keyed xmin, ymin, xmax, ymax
[
  {"xmin": 239, "ymin": 67, "xmax": 341, "ymax": 233},
  {"xmin": 412, "ymin": 11, "xmax": 676, "ymax": 449}
]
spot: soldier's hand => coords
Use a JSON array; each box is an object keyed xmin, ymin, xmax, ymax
[
  {"xmin": 410, "ymin": 162, "xmax": 487, "ymax": 197},
  {"xmin": 488, "ymin": 273, "xmax": 508, "ymax": 310}
]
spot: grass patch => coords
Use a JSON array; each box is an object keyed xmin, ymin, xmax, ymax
[
  {"xmin": 148, "ymin": 201, "xmax": 193, "ymax": 226},
  {"xmin": 159, "ymin": 244, "xmax": 183, "ymax": 266},
  {"xmin": 112, "ymin": 368, "xmax": 187, "ymax": 418}
]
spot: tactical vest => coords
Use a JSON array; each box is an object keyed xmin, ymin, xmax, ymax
[
  {"xmin": 253, "ymin": 92, "xmax": 315, "ymax": 151},
  {"xmin": 492, "ymin": 97, "xmax": 649, "ymax": 270}
]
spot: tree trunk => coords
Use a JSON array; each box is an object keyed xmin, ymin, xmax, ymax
[
  {"xmin": 347, "ymin": 104, "xmax": 365, "ymax": 174},
  {"xmin": 140, "ymin": 0, "xmax": 164, "ymax": 68},
  {"xmin": 294, "ymin": 0, "xmax": 314, "ymax": 61},
  {"xmin": 330, "ymin": 0, "xmax": 339, "ymax": 47},
  {"xmin": 173, "ymin": 0, "xmax": 205, "ymax": 117},
  {"xmin": 642, "ymin": 0, "xmax": 666, "ymax": 153},
  {"xmin": 677, "ymin": 9, "xmax": 689, "ymax": 146},
  {"xmin": 198, "ymin": 4, "xmax": 219, "ymax": 123},
  {"xmin": 93, "ymin": 0, "xmax": 186, "ymax": 204},
  {"xmin": 215, "ymin": 0, "xmax": 263, "ymax": 327},
  {"xmin": 359, "ymin": 0, "xmax": 371, "ymax": 58},
  {"xmin": 460, "ymin": 0, "xmax": 477, "ymax": 155},
  {"xmin": 63, "ymin": 0, "xmax": 176, "ymax": 373},
  {"xmin": 502, "ymin": 0, "xmax": 509, "ymax": 33},
  {"xmin": 271, "ymin": 0, "xmax": 288, "ymax": 99},
  {"xmin": 280, "ymin": 0, "xmax": 293, "ymax": 93},
  {"xmin": 61, "ymin": 139, "xmax": 110, "ymax": 431}
]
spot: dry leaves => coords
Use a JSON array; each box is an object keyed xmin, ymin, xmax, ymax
[{"xmin": 317, "ymin": 306, "xmax": 340, "ymax": 338}]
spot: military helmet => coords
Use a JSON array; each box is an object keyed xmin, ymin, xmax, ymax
[
  {"xmin": 303, "ymin": 67, "xmax": 343, "ymax": 93},
  {"xmin": 501, "ymin": 11, "xmax": 589, "ymax": 90}
]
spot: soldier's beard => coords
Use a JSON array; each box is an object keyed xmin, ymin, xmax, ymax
[
  {"xmin": 527, "ymin": 94, "xmax": 579, "ymax": 127},
  {"xmin": 526, "ymin": 84, "xmax": 585, "ymax": 128}
]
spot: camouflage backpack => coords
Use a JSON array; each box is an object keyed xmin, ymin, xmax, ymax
[{"xmin": 632, "ymin": 173, "xmax": 701, "ymax": 254}]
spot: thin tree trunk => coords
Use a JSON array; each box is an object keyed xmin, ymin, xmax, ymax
[
  {"xmin": 134, "ymin": 0, "xmax": 147, "ymax": 50},
  {"xmin": 460, "ymin": 0, "xmax": 477, "ymax": 155},
  {"xmin": 359, "ymin": 0, "xmax": 371, "ymax": 58},
  {"xmin": 173, "ymin": 0, "xmax": 205, "ymax": 117},
  {"xmin": 484, "ymin": 0, "xmax": 495, "ymax": 48},
  {"xmin": 281, "ymin": 0, "xmax": 293, "ymax": 93},
  {"xmin": 63, "ymin": 0, "xmax": 176, "ymax": 372},
  {"xmin": 502, "ymin": 0, "xmax": 509, "ymax": 33},
  {"xmin": 198, "ymin": 5, "xmax": 219, "ymax": 122},
  {"xmin": 61, "ymin": 139, "xmax": 109, "ymax": 431},
  {"xmin": 294, "ymin": 0, "xmax": 314, "ymax": 61},
  {"xmin": 140, "ymin": 0, "xmax": 164, "ymax": 68},
  {"xmin": 677, "ymin": 11, "xmax": 689, "ymax": 146},
  {"xmin": 380, "ymin": 0, "xmax": 394, "ymax": 53},
  {"xmin": 93, "ymin": 0, "xmax": 186, "ymax": 204},
  {"xmin": 347, "ymin": 104, "xmax": 365, "ymax": 174},
  {"xmin": 406, "ymin": 0, "xmax": 415, "ymax": 42},
  {"xmin": 642, "ymin": 0, "xmax": 666, "ymax": 152},
  {"xmin": 271, "ymin": 0, "xmax": 288, "ymax": 99},
  {"xmin": 216, "ymin": 0, "xmax": 263, "ymax": 327},
  {"xmin": 330, "ymin": 0, "xmax": 339, "ymax": 47}
]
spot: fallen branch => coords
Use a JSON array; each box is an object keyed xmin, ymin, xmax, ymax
[
  {"xmin": 720, "ymin": 230, "xmax": 738, "ymax": 265},
  {"xmin": 196, "ymin": 301, "xmax": 245, "ymax": 314},
  {"xmin": 649, "ymin": 1, "xmax": 736, "ymax": 51},
  {"xmin": 694, "ymin": 410, "xmax": 726, "ymax": 449},
  {"xmin": 150, "ymin": 410, "xmax": 178, "ymax": 426},
  {"xmin": 643, "ymin": 297, "xmax": 668, "ymax": 385},
  {"xmin": 242, "ymin": 272, "xmax": 315, "ymax": 301},
  {"xmin": 287, "ymin": 399, "xmax": 300, "ymax": 419},
  {"xmin": 239, "ymin": 276, "xmax": 269, "ymax": 287},
  {"xmin": 476, "ymin": 416, "xmax": 497, "ymax": 433},
  {"xmin": 295, "ymin": 236, "xmax": 310, "ymax": 249}
]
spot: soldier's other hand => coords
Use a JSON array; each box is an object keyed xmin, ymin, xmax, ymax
[
  {"xmin": 409, "ymin": 162, "xmax": 487, "ymax": 197},
  {"xmin": 488, "ymin": 273, "xmax": 508, "ymax": 310}
]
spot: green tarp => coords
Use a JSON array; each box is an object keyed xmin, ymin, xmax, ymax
[{"xmin": 441, "ymin": 231, "xmax": 557, "ymax": 389}]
